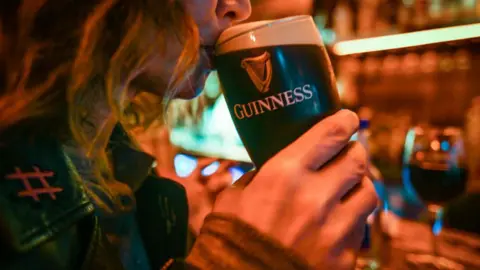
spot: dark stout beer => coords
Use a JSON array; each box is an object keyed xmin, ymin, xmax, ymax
[{"xmin": 215, "ymin": 16, "xmax": 340, "ymax": 167}]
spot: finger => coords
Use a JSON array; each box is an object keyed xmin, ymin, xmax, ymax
[
  {"xmin": 332, "ymin": 248, "xmax": 359, "ymax": 270},
  {"xmin": 206, "ymin": 172, "xmax": 233, "ymax": 195},
  {"xmin": 215, "ymin": 160, "xmax": 238, "ymax": 174},
  {"xmin": 189, "ymin": 158, "xmax": 219, "ymax": 179},
  {"xmin": 327, "ymin": 223, "xmax": 365, "ymax": 270},
  {"xmin": 302, "ymin": 142, "xmax": 367, "ymax": 209},
  {"xmin": 342, "ymin": 176, "xmax": 378, "ymax": 218},
  {"xmin": 196, "ymin": 157, "xmax": 219, "ymax": 169},
  {"xmin": 334, "ymin": 176, "xmax": 378, "ymax": 238},
  {"xmin": 285, "ymin": 143, "xmax": 367, "ymax": 250},
  {"xmin": 276, "ymin": 109, "xmax": 359, "ymax": 170},
  {"xmin": 311, "ymin": 212, "xmax": 365, "ymax": 270},
  {"xmin": 311, "ymin": 238, "xmax": 359, "ymax": 270}
]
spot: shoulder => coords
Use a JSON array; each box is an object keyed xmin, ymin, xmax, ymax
[{"xmin": 0, "ymin": 134, "xmax": 94, "ymax": 253}]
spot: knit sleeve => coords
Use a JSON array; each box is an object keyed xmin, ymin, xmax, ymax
[{"xmin": 165, "ymin": 213, "xmax": 311, "ymax": 270}]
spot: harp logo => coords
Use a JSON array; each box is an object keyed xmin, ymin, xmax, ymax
[{"xmin": 241, "ymin": 52, "xmax": 272, "ymax": 93}]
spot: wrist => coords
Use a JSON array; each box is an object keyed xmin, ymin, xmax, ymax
[{"xmin": 186, "ymin": 213, "xmax": 310, "ymax": 269}]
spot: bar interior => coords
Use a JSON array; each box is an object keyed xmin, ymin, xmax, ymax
[
  {"xmin": 2, "ymin": 0, "xmax": 480, "ymax": 269},
  {"xmin": 164, "ymin": 0, "xmax": 480, "ymax": 269}
]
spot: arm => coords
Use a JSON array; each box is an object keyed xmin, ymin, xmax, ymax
[{"xmin": 166, "ymin": 214, "xmax": 310, "ymax": 270}]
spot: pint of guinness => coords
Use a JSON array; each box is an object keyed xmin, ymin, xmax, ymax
[{"xmin": 215, "ymin": 16, "xmax": 341, "ymax": 167}]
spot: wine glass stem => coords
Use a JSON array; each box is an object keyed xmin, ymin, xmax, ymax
[{"xmin": 428, "ymin": 205, "xmax": 444, "ymax": 256}]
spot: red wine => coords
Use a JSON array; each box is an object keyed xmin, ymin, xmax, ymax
[{"xmin": 406, "ymin": 165, "xmax": 468, "ymax": 205}]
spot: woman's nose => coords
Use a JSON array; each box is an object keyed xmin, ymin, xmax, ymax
[{"xmin": 216, "ymin": 0, "xmax": 252, "ymax": 27}]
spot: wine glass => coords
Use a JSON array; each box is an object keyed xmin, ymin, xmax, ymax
[{"xmin": 402, "ymin": 126, "xmax": 468, "ymax": 269}]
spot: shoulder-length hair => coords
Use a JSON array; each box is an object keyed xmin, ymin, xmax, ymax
[{"xmin": 0, "ymin": 0, "xmax": 200, "ymax": 214}]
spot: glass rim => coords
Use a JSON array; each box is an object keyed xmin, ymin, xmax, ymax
[{"xmin": 215, "ymin": 15, "xmax": 312, "ymax": 48}]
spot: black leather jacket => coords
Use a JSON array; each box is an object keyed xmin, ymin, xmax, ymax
[{"xmin": 0, "ymin": 126, "xmax": 190, "ymax": 270}]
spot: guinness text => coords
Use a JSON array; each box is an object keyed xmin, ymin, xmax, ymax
[{"xmin": 233, "ymin": 84, "xmax": 313, "ymax": 120}]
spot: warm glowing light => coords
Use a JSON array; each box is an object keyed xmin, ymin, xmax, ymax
[
  {"xmin": 333, "ymin": 23, "xmax": 480, "ymax": 55},
  {"xmin": 414, "ymin": 127, "xmax": 424, "ymax": 135},
  {"xmin": 249, "ymin": 32, "xmax": 256, "ymax": 42},
  {"xmin": 431, "ymin": 140, "xmax": 441, "ymax": 151},
  {"xmin": 440, "ymin": 141, "xmax": 450, "ymax": 151}
]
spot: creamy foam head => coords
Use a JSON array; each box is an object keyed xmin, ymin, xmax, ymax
[{"xmin": 215, "ymin": 15, "xmax": 324, "ymax": 55}]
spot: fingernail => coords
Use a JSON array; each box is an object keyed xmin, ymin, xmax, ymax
[
  {"xmin": 339, "ymin": 109, "xmax": 360, "ymax": 127},
  {"xmin": 338, "ymin": 109, "xmax": 357, "ymax": 119}
]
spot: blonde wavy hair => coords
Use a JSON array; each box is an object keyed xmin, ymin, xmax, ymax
[{"xmin": 0, "ymin": 0, "xmax": 200, "ymax": 213}]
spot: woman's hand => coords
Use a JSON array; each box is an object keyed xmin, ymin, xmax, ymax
[
  {"xmin": 157, "ymin": 158, "xmax": 235, "ymax": 235},
  {"xmin": 134, "ymin": 125, "xmax": 235, "ymax": 235},
  {"xmin": 212, "ymin": 110, "xmax": 378, "ymax": 269}
]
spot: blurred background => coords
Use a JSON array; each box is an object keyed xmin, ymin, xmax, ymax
[
  {"xmin": 169, "ymin": 0, "xmax": 480, "ymax": 182},
  {"xmin": 157, "ymin": 1, "xmax": 480, "ymax": 268}
]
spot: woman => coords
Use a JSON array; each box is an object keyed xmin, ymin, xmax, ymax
[{"xmin": 0, "ymin": 0, "xmax": 377, "ymax": 269}]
